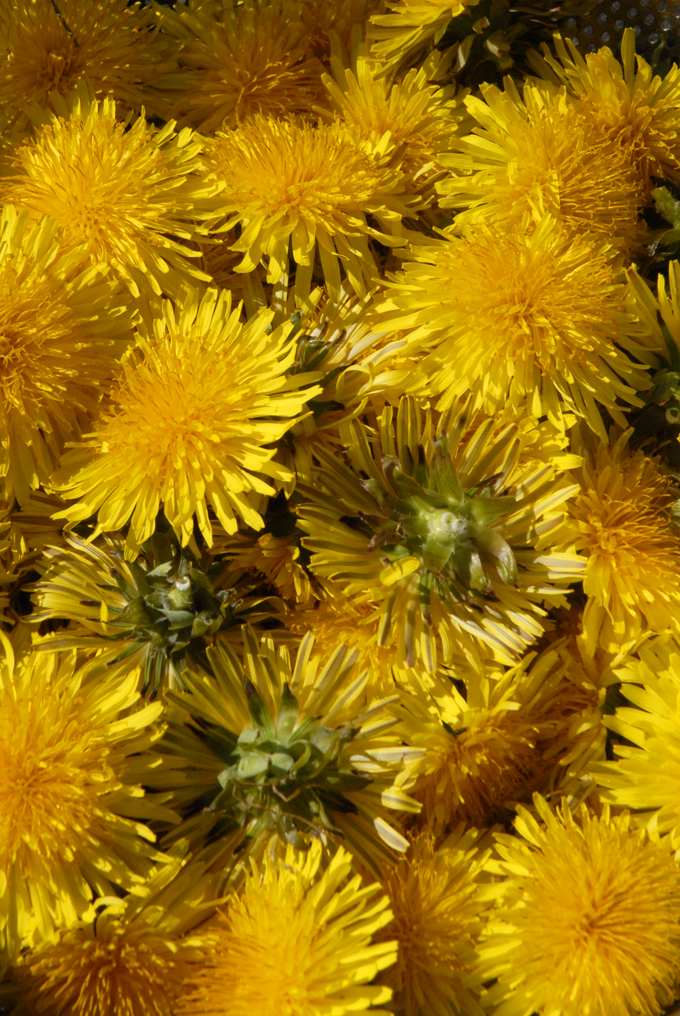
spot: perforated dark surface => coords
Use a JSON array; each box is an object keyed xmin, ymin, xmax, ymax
[{"xmin": 567, "ymin": 0, "xmax": 680, "ymax": 58}]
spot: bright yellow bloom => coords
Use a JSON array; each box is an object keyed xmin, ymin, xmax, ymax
[
  {"xmin": 52, "ymin": 287, "xmax": 320, "ymax": 555},
  {"xmin": 14, "ymin": 853, "xmax": 221, "ymax": 1016},
  {"xmin": 529, "ymin": 28, "xmax": 680, "ymax": 193},
  {"xmin": 156, "ymin": 0, "xmax": 326, "ymax": 134},
  {"xmin": 176, "ymin": 841, "xmax": 397, "ymax": 1016},
  {"xmin": 0, "ymin": 206, "xmax": 132, "ymax": 505},
  {"xmin": 204, "ymin": 114, "xmax": 409, "ymax": 301},
  {"xmin": 301, "ymin": 0, "xmax": 381, "ymax": 60},
  {"xmin": 298, "ymin": 396, "xmax": 583, "ymax": 671},
  {"xmin": 289, "ymin": 580, "xmax": 402, "ymax": 699},
  {"xmin": 569, "ymin": 426, "xmax": 680, "ymax": 655},
  {"xmin": 2, "ymin": 88, "xmax": 217, "ymax": 298},
  {"xmin": 0, "ymin": 0, "xmax": 175, "ymax": 125},
  {"xmin": 148, "ymin": 628, "xmax": 421, "ymax": 874},
  {"xmin": 375, "ymin": 829, "xmax": 489, "ymax": 1016},
  {"xmin": 370, "ymin": 0, "xmax": 476, "ymax": 67},
  {"xmin": 0, "ymin": 634, "xmax": 173, "ymax": 958},
  {"xmin": 591, "ymin": 635, "xmax": 680, "ymax": 854},
  {"xmin": 322, "ymin": 48, "xmax": 466, "ymax": 196},
  {"xmin": 216, "ymin": 526, "xmax": 315, "ymax": 606},
  {"xmin": 439, "ymin": 79, "xmax": 644, "ymax": 253},
  {"xmin": 392, "ymin": 644, "xmax": 592, "ymax": 831},
  {"xmin": 372, "ymin": 216, "xmax": 655, "ymax": 436},
  {"xmin": 478, "ymin": 796, "xmax": 680, "ymax": 1016}
]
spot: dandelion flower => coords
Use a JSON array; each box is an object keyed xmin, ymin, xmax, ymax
[
  {"xmin": 529, "ymin": 28, "xmax": 680, "ymax": 193},
  {"xmin": 52, "ymin": 287, "xmax": 320, "ymax": 555},
  {"xmin": 477, "ymin": 795, "xmax": 680, "ymax": 1016},
  {"xmin": 371, "ymin": 216, "xmax": 654, "ymax": 435},
  {"xmin": 204, "ymin": 114, "xmax": 409, "ymax": 301},
  {"xmin": 301, "ymin": 0, "xmax": 381, "ymax": 60},
  {"xmin": 149, "ymin": 628, "xmax": 421, "ymax": 874},
  {"xmin": 392, "ymin": 644, "xmax": 591, "ymax": 830},
  {"xmin": 298, "ymin": 396, "xmax": 583, "ymax": 671},
  {"xmin": 177, "ymin": 840, "xmax": 397, "ymax": 1016},
  {"xmin": 0, "ymin": 0, "xmax": 175, "ymax": 124},
  {"xmin": 374, "ymin": 829, "xmax": 489, "ymax": 1016},
  {"xmin": 439, "ymin": 78, "xmax": 644, "ymax": 253},
  {"xmin": 569, "ymin": 426, "xmax": 680, "ymax": 655},
  {"xmin": 215, "ymin": 524, "xmax": 315, "ymax": 606},
  {"xmin": 322, "ymin": 48, "xmax": 466, "ymax": 196},
  {"xmin": 0, "ymin": 205, "xmax": 132, "ymax": 505},
  {"xmin": 590, "ymin": 635, "xmax": 680, "ymax": 854},
  {"xmin": 15, "ymin": 853, "xmax": 222, "ymax": 1016},
  {"xmin": 0, "ymin": 634, "xmax": 173, "ymax": 958},
  {"xmin": 289, "ymin": 580, "xmax": 402, "ymax": 698},
  {"xmin": 29, "ymin": 527, "xmax": 278, "ymax": 694},
  {"xmin": 2, "ymin": 89, "xmax": 217, "ymax": 298},
  {"xmin": 370, "ymin": 0, "xmax": 473, "ymax": 68},
  {"xmin": 156, "ymin": 0, "xmax": 326, "ymax": 134}
]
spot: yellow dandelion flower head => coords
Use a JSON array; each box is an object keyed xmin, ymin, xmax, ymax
[
  {"xmin": 590, "ymin": 634, "xmax": 680, "ymax": 854},
  {"xmin": 323, "ymin": 48, "xmax": 466, "ymax": 191},
  {"xmin": 52, "ymin": 287, "xmax": 320, "ymax": 556},
  {"xmin": 478, "ymin": 795, "xmax": 680, "ymax": 1016},
  {"xmin": 530, "ymin": 28, "xmax": 680, "ymax": 191},
  {"xmin": 177, "ymin": 840, "xmax": 397, "ymax": 1016},
  {"xmin": 0, "ymin": 0, "xmax": 176, "ymax": 123},
  {"xmin": 375, "ymin": 828, "xmax": 489, "ymax": 1016},
  {"xmin": 288, "ymin": 579, "xmax": 400, "ymax": 698},
  {"xmin": 2, "ymin": 87, "xmax": 217, "ymax": 297},
  {"xmin": 215, "ymin": 523, "xmax": 315, "ymax": 606},
  {"xmin": 16, "ymin": 852, "xmax": 222, "ymax": 1016},
  {"xmin": 0, "ymin": 634, "xmax": 170, "ymax": 957},
  {"xmin": 157, "ymin": 0, "xmax": 326, "ymax": 134},
  {"xmin": 150, "ymin": 628, "xmax": 422, "ymax": 873},
  {"xmin": 393, "ymin": 644, "xmax": 590, "ymax": 830},
  {"xmin": 7, "ymin": 491, "xmax": 70, "ymax": 564},
  {"xmin": 439, "ymin": 78, "xmax": 644, "ymax": 253},
  {"xmin": 300, "ymin": 0, "xmax": 381, "ymax": 60},
  {"xmin": 0, "ymin": 205, "xmax": 132, "ymax": 505},
  {"xmin": 373, "ymin": 216, "xmax": 654, "ymax": 435},
  {"xmin": 204, "ymin": 114, "xmax": 407, "ymax": 300},
  {"xmin": 569, "ymin": 426, "xmax": 680, "ymax": 656},
  {"xmin": 370, "ymin": 0, "xmax": 472, "ymax": 67},
  {"xmin": 298, "ymin": 395, "xmax": 584, "ymax": 672}
]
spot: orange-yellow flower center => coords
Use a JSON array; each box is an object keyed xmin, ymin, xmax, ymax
[{"xmin": 0, "ymin": 690, "xmax": 109, "ymax": 868}]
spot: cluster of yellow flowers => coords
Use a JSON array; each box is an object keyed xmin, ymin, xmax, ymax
[{"xmin": 5, "ymin": 1, "xmax": 680, "ymax": 1014}]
